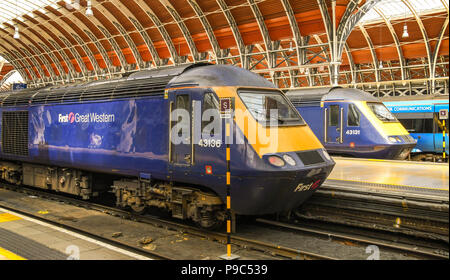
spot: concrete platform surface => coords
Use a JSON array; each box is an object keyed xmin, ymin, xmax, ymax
[
  {"xmin": 0, "ymin": 209, "xmax": 151, "ymax": 260},
  {"xmin": 328, "ymin": 157, "xmax": 449, "ymax": 197}
]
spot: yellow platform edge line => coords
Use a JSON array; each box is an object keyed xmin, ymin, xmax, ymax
[
  {"xmin": 333, "ymin": 157, "xmax": 449, "ymax": 166},
  {"xmin": 328, "ymin": 178, "xmax": 449, "ymax": 192},
  {"xmin": 0, "ymin": 213, "xmax": 22, "ymax": 223},
  {"xmin": 0, "ymin": 247, "xmax": 26, "ymax": 260}
]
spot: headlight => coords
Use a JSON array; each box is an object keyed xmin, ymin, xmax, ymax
[
  {"xmin": 322, "ymin": 149, "xmax": 332, "ymax": 161},
  {"xmin": 388, "ymin": 136, "xmax": 398, "ymax": 143},
  {"xmin": 268, "ymin": 156, "xmax": 285, "ymax": 167},
  {"xmin": 283, "ymin": 154, "xmax": 296, "ymax": 166}
]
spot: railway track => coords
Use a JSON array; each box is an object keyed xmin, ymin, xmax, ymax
[
  {"xmin": 0, "ymin": 183, "xmax": 334, "ymax": 260},
  {"xmin": 298, "ymin": 182, "xmax": 449, "ymax": 242},
  {"xmin": 2, "ymin": 182, "xmax": 447, "ymax": 260},
  {"xmin": 256, "ymin": 218, "xmax": 449, "ymax": 260}
]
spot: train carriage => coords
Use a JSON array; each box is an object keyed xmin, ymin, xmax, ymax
[
  {"xmin": 384, "ymin": 99, "xmax": 449, "ymax": 161},
  {"xmin": 285, "ymin": 87, "xmax": 416, "ymax": 159},
  {"xmin": 0, "ymin": 63, "xmax": 335, "ymax": 228}
]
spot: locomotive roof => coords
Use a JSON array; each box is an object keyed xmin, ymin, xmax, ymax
[
  {"xmin": 0, "ymin": 63, "xmax": 275, "ymax": 107},
  {"xmin": 168, "ymin": 64, "xmax": 276, "ymax": 88},
  {"xmin": 285, "ymin": 87, "xmax": 380, "ymax": 103}
]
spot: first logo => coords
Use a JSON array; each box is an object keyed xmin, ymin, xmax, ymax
[{"xmin": 68, "ymin": 112, "xmax": 75, "ymax": 123}]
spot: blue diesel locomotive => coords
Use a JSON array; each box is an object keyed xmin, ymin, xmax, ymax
[
  {"xmin": 384, "ymin": 99, "xmax": 449, "ymax": 161},
  {"xmin": 285, "ymin": 87, "xmax": 416, "ymax": 159},
  {"xmin": 0, "ymin": 64, "xmax": 335, "ymax": 228}
]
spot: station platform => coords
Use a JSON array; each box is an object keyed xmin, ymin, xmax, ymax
[
  {"xmin": 326, "ymin": 157, "xmax": 449, "ymax": 199},
  {"xmin": 0, "ymin": 208, "xmax": 151, "ymax": 260},
  {"xmin": 299, "ymin": 157, "xmax": 449, "ymax": 240}
]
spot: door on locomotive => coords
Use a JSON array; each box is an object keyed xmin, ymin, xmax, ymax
[
  {"xmin": 170, "ymin": 91, "xmax": 193, "ymax": 166},
  {"xmin": 324, "ymin": 103, "xmax": 344, "ymax": 144},
  {"xmin": 168, "ymin": 89, "xmax": 224, "ymax": 179}
]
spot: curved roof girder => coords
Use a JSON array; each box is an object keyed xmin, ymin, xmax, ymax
[
  {"xmin": 0, "ymin": 69, "xmax": 17, "ymax": 88},
  {"xmin": 374, "ymin": 7, "xmax": 407, "ymax": 81},
  {"xmin": 57, "ymin": 5, "xmax": 115, "ymax": 78},
  {"xmin": 159, "ymin": 0, "xmax": 200, "ymax": 63},
  {"xmin": 68, "ymin": 7, "xmax": 128, "ymax": 72},
  {"xmin": 1, "ymin": 28, "xmax": 47, "ymax": 82},
  {"xmin": 0, "ymin": 29, "xmax": 42, "ymax": 81},
  {"xmin": 401, "ymin": 0, "xmax": 432, "ymax": 82},
  {"xmin": 187, "ymin": 0, "xmax": 223, "ymax": 63},
  {"xmin": 17, "ymin": 11, "xmax": 82, "ymax": 81},
  {"xmin": 280, "ymin": 0, "xmax": 304, "ymax": 85},
  {"xmin": 29, "ymin": 11, "xmax": 90, "ymax": 80},
  {"xmin": 0, "ymin": 50, "xmax": 31, "ymax": 84},
  {"xmin": 317, "ymin": 0, "xmax": 381, "ymax": 85},
  {"xmin": 39, "ymin": 8, "xmax": 102, "ymax": 80},
  {"xmin": 18, "ymin": 36, "xmax": 60, "ymax": 82},
  {"xmin": 134, "ymin": 0, "xmax": 182, "ymax": 65},
  {"xmin": 1, "ymin": 22, "xmax": 61, "ymax": 84},
  {"xmin": 93, "ymin": 2, "xmax": 143, "ymax": 71},
  {"xmin": 247, "ymin": 0, "xmax": 276, "ymax": 70},
  {"xmin": 215, "ymin": 0, "xmax": 248, "ymax": 69},
  {"xmin": 0, "ymin": 40, "xmax": 39, "ymax": 82},
  {"xmin": 337, "ymin": 0, "xmax": 381, "ymax": 59},
  {"xmin": 358, "ymin": 24, "xmax": 380, "ymax": 83},
  {"xmin": 344, "ymin": 43, "xmax": 356, "ymax": 84},
  {"xmin": 108, "ymin": 0, "xmax": 162, "ymax": 68},
  {"xmin": 3, "ymin": 19, "xmax": 71, "ymax": 83},
  {"xmin": 431, "ymin": 15, "xmax": 449, "ymax": 93}
]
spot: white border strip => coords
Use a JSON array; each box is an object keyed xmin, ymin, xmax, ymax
[{"xmin": 0, "ymin": 207, "xmax": 152, "ymax": 260}]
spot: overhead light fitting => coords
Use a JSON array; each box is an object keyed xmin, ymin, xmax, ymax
[
  {"xmin": 379, "ymin": 61, "xmax": 383, "ymax": 69},
  {"xmin": 13, "ymin": 25, "xmax": 20, "ymax": 39},
  {"xmin": 289, "ymin": 41, "xmax": 293, "ymax": 52},
  {"xmin": 86, "ymin": 0, "xmax": 94, "ymax": 16},
  {"xmin": 402, "ymin": 24, "xmax": 409, "ymax": 38}
]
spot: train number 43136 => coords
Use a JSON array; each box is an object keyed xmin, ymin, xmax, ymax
[{"xmin": 198, "ymin": 139, "xmax": 222, "ymax": 148}]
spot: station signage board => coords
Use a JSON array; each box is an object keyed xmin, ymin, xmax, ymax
[
  {"xmin": 12, "ymin": 83, "xmax": 27, "ymax": 90},
  {"xmin": 220, "ymin": 97, "xmax": 233, "ymax": 118},
  {"xmin": 439, "ymin": 109, "xmax": 448, "ymax": 120}
]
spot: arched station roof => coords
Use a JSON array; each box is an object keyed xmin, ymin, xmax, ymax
[{"xmin": 0, "ymin": 0, "xmax": 448, "ymax": 94}]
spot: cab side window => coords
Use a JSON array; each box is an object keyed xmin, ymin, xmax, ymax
[
  {"xmin": 329, "ymin": 105, "xmax": 339, "ymax": 126},
  {"xmin": 347, "ymin": 104, "xmax": 360, "ymax": 127},
  {"xmin": 202, "ymin": 92, "xmax": 219, "ymax": 132},
  {"xmin": 399, "ymin": 119, "xmax": 433, "ymax": 133}
]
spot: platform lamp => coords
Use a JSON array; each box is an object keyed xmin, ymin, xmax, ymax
[
  {"xmin": 86, "ymin": 0, "xmax": 94, "ymax": 16},
  {"xmin": 402, "ymin": 4, "xmax": 409, "ymax": 38},
  {"xmin": 402, "ymin": 24, "xmax": 409, "ymax": 38},
  {"xmin": 13, "ymin": 0, "xmax": 20, "ymax": 39},
  {"xmin": 14, "ymin": 25, "xmax": 20, "ymax": 39},
  {"xmin": 378, "ymin": 24, "xmax": 383, "ymax": 70}
]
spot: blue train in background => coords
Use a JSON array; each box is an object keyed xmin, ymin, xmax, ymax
[
  {"xmin": 0, "ymin": 63, "xmax": 335, "ymax": 228},
  {"xmin": 286, "ymin": 87, "xmax": 416, "ymax": 160},
  {"xmin": 384, "ymin": 99, "xmax": 449, "ymax": 161}
]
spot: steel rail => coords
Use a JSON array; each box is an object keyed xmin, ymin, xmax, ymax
[
  {"xmin": 0, "ymin": 182, "xmax": 334, "ymax": 260},
  {"xmin": 256, "ymin": 219, "xmax": 449, "ymax": 260}
]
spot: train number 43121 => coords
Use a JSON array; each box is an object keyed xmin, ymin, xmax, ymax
[{"xmin": 346, "ymin": 129, "xmax": 360, "ymax": 135}]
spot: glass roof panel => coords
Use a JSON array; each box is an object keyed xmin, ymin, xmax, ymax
[
  {"xmin": 0, "ymin": 0, "xmax": 62, "ymax": 26},
  {"xmin": 360, "ymin": 0, "xmax": 446, "ymax": 23},
  {"xmin": 0, "ymin": 71, "xmax": 24, "ymax": 91}
]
